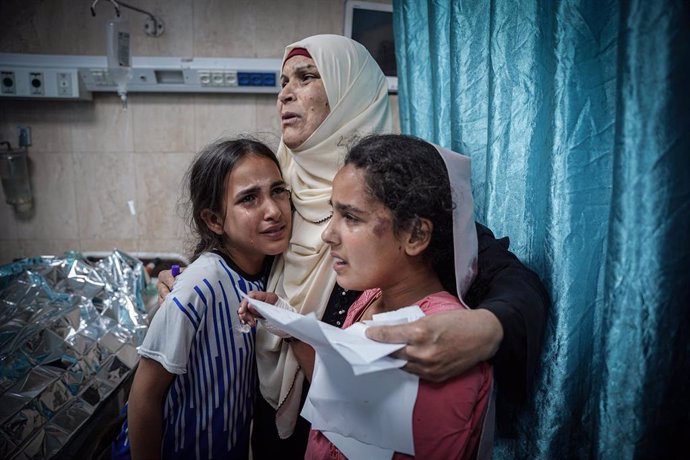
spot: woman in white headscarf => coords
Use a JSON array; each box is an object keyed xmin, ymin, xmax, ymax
[{"xmin": 253, "ymin": 34, "xmax": 394, "ymax": 453}]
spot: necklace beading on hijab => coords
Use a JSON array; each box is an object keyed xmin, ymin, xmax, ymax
[{"xmin": 305, "ymin": 213, "xmax": 332, "ymax": 225}]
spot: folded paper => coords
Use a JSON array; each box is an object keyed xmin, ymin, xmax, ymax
[{"xmin": 243, "ymin": 294, "xmax": 425, "ymax": 458}]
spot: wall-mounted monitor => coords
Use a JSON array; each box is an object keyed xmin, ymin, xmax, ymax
[{"xmin": 344, "ymin": 1, "xmax": 397, "ymax": 93}]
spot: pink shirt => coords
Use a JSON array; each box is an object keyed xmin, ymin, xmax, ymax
[{"xmin": 305, "ymin": 289, "xmax": 493, "ymax": 460}]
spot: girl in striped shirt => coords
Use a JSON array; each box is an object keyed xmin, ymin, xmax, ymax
[{"xmin": 113, "ymin": 138, "xmax": 292, "ymax": 460}]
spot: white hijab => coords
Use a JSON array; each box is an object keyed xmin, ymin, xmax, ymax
[
  {"xmin": 257, "ymin": 34, "xmax": 393, "ymax": 437},
  {"xmin": 435, "ymin": 145, "xmax": 478, "ymax": 301}
]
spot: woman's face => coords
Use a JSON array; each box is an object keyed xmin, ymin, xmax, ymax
[
  {"xmin": 212, "ymin": 154, "xmax": 292, "ymax": 274},
  {"xmin": 277, "ymin": 55, "xmax": 331, "ymax": 149},
  {"xmin": 321, "ymin": 164, "xmax": 409, "ymax": 292}
]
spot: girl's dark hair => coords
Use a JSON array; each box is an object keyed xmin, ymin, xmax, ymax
[
  {"xmin": 184, "ymin": 137, "xmax": 281, "ymax": 260},
  {"xmin": 344, "ymin": 134, "xmax": 457, "ymax": 295}
]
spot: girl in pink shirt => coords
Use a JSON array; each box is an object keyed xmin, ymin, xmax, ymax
[
  {"xmin": 312, "ymin": 134, "xmax": 492, "ymax": 459},
  {"xmin": 242, "ymin": 133, "xmax": 492, "ymax": 459}
]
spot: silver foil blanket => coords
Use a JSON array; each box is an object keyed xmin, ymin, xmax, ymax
[{"xmin": 0, "ymin": 250, "xmax": 151, "ymax": 459}]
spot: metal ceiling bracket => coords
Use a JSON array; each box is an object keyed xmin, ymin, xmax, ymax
[{"xmin": 91, "ymin": 0, "xmax": 165, "ymax": 37}]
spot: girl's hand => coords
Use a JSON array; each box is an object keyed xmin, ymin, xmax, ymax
[
  {"xmin": 238, "ymin": 291, "xmax": 278, "ymax": 327},
  {"xmin": 239, "ymin": 292, "xmax": 297, "ymax": 339}
]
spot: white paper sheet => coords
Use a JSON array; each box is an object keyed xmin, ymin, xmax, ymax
[{"xmin": 242, "ymin": 294, "xmax": 424, "ymax": 457}]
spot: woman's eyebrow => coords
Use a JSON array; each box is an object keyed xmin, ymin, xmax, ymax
[
  {"xmin": 292, "ymin": 63, "xmax": 318, "ymax": 72},
  {"xmin": 280, "ymin": 64, "xmax": 319, "ymax": 78}
]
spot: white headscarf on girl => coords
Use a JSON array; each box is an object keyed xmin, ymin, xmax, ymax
[
  {"xmin": 257, "ymin": 34, "xmax": 393, "ymax": 437},
  {"xmin": 434, "ymin": 144, "xmax": 493, "ymax": 458},
  {"xmin": 435, "ymin": 145, "xmax": 478, "ymax": 301}
]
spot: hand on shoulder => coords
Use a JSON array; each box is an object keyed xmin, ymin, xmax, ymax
[{"xmin": 156, "ymin": 268, "xmax": 179, "ymax": 305}]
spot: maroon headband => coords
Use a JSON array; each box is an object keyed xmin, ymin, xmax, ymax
[{"xmin": 284, "ymin": 47, "xmax": 312, "ymax": 63}]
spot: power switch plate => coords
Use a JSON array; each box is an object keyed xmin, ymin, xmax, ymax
[
  {"xmin": 57, "ymin": 72, "xmax": 73, "ymax": 96},
  {"xmin": 29, "ymin": 72, "xmax": 44, "ymax": 95}
]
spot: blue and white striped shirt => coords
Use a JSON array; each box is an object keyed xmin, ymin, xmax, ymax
[{"xmin": 139, "ymin": 251, "xmax": 263, "ymax": 460}]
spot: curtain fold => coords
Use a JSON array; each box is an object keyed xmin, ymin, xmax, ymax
[{"xmin": 393, "ymin": 0, "xmax": 690, "ymax": 458}]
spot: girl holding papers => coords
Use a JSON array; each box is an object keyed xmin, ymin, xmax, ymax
[{"xmin": 241, "ymin": 134, "xmax": 492, "ymax": 459}]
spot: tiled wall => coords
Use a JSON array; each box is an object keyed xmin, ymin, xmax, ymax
[{"xmin": 0, "ymin": 0, "xmax": 398, "ymax": 264}]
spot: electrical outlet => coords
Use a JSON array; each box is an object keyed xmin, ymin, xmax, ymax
[
  {"xmin": 1, "ymin": 71, "xmax": 15, "ymax": 94},
  {"xmin": 224, "ymin": 71, "xmax": 238, "ymax": 86},
  {"xmin": 199, "ymin": 71, "xmax": 211, "ymax": 86},
  {"xmin": 29, "ymin": 72, "xmax": 44, "ymax": 95},
  {"xmin": 211, "ymin": 72, "xmax": 224, "ymax": 86},
  {"xmin": 237, "ymin": 72, "xmax": 277, "ymax": 87},
  {"xmin": 57, "ymin": 72, "xmax": 73, "ymax": 96},
  {"xmin": 18, "ymin": 126, "xmax": 32, "ymax": 147}
]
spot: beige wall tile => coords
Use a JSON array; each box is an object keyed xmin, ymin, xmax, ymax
[
  {"xmin": 0, "ymin": 1, "xmax": 89, "ymax": 54},
  {"xmin": 137, "ymin": 238, "xmax": 191, "ymax": 262},
  {"xmin": 193, "ymin": 0, "xmax": 256, "ymax": 57},
  {"xmin": 0, "ymin": 0, "xmax": 42, "ymax": 53},
  {"xmin": 193, "ymin": 94, "xmax": 258, "ymax": 151},
  {"xmin": 254, "ymin": 94, "xmax": 282, "ymax": 151},
  {"xmin": 50, "ymin": 5, "xmax": 114, "ymax": 55},
  {"xmin": 0, "ymin": 0, "xmax": 357, "ymax": 56},
  {"xmin": 0, "ymin": 103, "xmax": 12, "ymax": 142},
  {"xmin": 17, "ymin": 239, "xmax": 82, "ymax": 258},
  {"xmin": 131, "ymin": 94, "xmax": 195, "ymax": 153},
  {"xmin": 80, "ymin": 239, "xmax": 140, "ymax": 255},
  {"xmin": 73, "ymin": 152, "xmax": 138, "ymax": 240},
  {"xmin": 0, "ymin": 0, "xmax": 192, "ymax": 56},
  {"xmin": 0, "ymin": 101, "xmax": 75, "ymax": 153},
  {"xmin": 14, "ymin": 153, "xmax": 77, "ymax": 239},
  {"xmin": 134, "ymin": 152, "xmax": 192, "ymax": 240},
  {"xmin": 129, "ymin": 0, "xmax": 194, "ymax": 57},
  {"xmin": 72, "ymin": 94, "xmax": 133, "ymax": 153},
  {"xmin": 0, "ymin": 201, "xmax": 19, "ymax": 239},
  {"xmin": 0, "ymin": 240, "xmax": 23, "ymax": 264},
  {"xmin": 253, "ymin": 0, "xmax": 345, "ymax": 57}
]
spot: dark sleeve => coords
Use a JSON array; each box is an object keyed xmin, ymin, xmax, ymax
[{"xmin": 464, "ymin": 222, "xmax": 550, "ymax": 403}]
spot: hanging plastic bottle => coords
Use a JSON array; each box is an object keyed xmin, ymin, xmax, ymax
[{"xmin": 106, "ymin": 16, "xmax": 131, "ymax": 108}]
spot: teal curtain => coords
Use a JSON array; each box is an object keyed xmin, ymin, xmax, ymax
[{"xmin": 393, "ymin": 0, "xmax": 690, "ymax": 458}]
